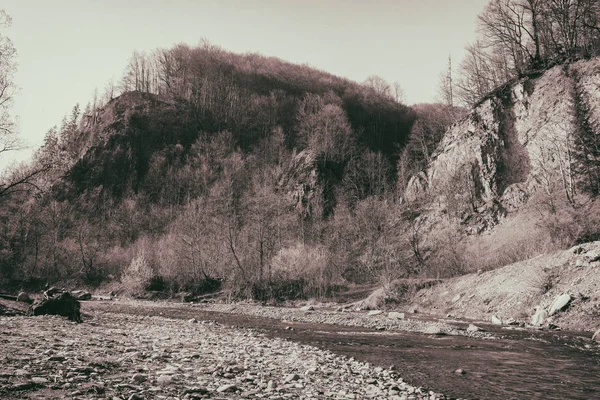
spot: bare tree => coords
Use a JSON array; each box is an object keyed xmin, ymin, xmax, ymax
[
  {"xmin": 438, "ymin": 54, "xmax": 454, "ymax": 106},
  {"xmin": 0, "ymin": 10, "xmax": 18, "ymax": 159},
  {"xmin": 392, "ymin": 81, "xmax": 406, "ymax": 103},
  {"xmin": 364, "ymin": 75, "xmax": 393, "ymax": 99}
]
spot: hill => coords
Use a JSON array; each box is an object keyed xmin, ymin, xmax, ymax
[{"xmin": 0, "ymin": 44, "xmax": 460, "ymax": 299}]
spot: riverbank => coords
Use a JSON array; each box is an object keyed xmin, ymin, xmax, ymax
[
  {"xmin": 0, "ymin": 307, "xmax": 449, "ymax": 400},
  {"xmin": 409, "ymin": 241, "xmax": 600, "ymax": 333}
]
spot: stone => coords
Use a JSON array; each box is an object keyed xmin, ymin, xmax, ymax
[
  {"xmin": 388, "ymin": 312, "xmax": 405, "ymax": 320},
  {"xmin": 422, "ymin": 325, "xmax": 444, "ymax": 335},
  {"xmin": 367, "ymin": 310, "xmax": 383, "ymax": 316},
  {"xmin": 188, "ymin": 318, "xmax": 197, "ymax": 323},
  {"xmin": 466, "ymin": 324, "xmax": 482, "ymax": 332},
  {"xmin": 300, "ymin": 305, "xmax": 314, "ymax": 311},
  {"xmin": 592, "ymin": 329, "xmax": 600, "ymax": 343},
  {"xmin": 531, "ymin": 307, "xmax": 548, "ymax": 326},
  {"xmin": 131, "ymin": 373, "xmax": 146, "ymax": 383},
  {"xmin": 284, "ymin": 373, "xmax": 301, "ymax": 383},
  {"xmin": 491, "ymin": 315, "xmax": 503, "ymax": 325},
  {"xmin": 156, "ymin": 375, "xmax": 173, "ymax": 385},
  {"xmin": 31, "ymin": 377, "xmax": 49, "ymax": 384},
  {"xmin": 549, "ymin": 293, "xmax": 572, "ymax": 315},
  {"xmin": 216, "ymin": 384, "xmax": 238, "ymax": 393},
  {"xmin": 454, "ymin": 369, "xmax": 466, "ymax": 375}
]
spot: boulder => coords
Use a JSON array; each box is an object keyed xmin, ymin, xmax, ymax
[
  {"xmin": 466, "ymin": 324, "xmax": 483, "ymax": 332},
  {"xmin": 592, "ymin": 329, "xmax": 600, "ymax": 343},
  {"xmin": 531, "ymin": 307, "xmax": 548, "ymax": 326},
  {"xmin": 388, "ymin": 312, "xmax": 405, "ymax": 320},
  {"xmin": 300, "ymin": 305, "xmax": 314, "ymax": 311},
  {"xmin": 29, "ymin": 289, "xmax": 82, "ymax": 322},
  {"xmin": 491, "ymin": 315, "xmax": 503, "ymax": 325},
  {"xmin": 16, "ymin": 292, "xmax": 32, "ymax": 303},
  {"xmin": 549, "ymin": 293, "xmax": 572, "ymax": 315}
]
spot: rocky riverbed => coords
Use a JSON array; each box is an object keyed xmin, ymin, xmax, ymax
[
  {"xmin": 0, "ymin": 310, "xmax": 450, "ymax": 400},
  {"xmin": 192, "ymin": 302, "xmax": 493, "ymax": 339}
]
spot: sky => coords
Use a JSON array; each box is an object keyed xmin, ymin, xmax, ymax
[{"xmin": 1, "ymin": 0, "xmax": 488, "ymax": 170}]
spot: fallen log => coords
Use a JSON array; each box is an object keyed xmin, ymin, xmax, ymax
[{"xmin": 29, "ymin": 289, "xmax": 82, "ymax": 322}]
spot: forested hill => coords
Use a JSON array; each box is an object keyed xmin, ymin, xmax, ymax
[
  {"xmin": 1, "ymin": 43, "xmax": 460, "ymax": 298},
  {"xmin": 56, "ymin": 45, "xmax": 419, "ymax": 199}
]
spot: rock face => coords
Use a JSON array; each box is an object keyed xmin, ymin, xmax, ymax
[
  {"xmin": 279, "ymin": 150, "xmax": 319, "ymax": 218},
  {"xmin": 405, "ymin": 59, "xmax": 600, "ymax": 233}
]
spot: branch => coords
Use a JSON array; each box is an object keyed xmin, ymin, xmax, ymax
[{"xmin": 0, "ymin": 164, "xmax": 51, "ymax": 199}]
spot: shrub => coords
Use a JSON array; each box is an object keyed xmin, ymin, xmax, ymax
[
  {"xmin": 266, "ymin": 243, "xmax": 340, "ymax": 299},
  {"xmin": 120, "ymin": 251, "xmax": 154, "ymax": 296}
]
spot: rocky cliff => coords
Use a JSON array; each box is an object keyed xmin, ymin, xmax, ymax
[{"xmin": 407, "ymin": 59, "xmax": 600, "ymax": 235}]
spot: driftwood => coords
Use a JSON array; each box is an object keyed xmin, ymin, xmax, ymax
[
  {"xmin": 29, "ymin": 288, "xmax": 82, "ymax": 322},
  {"xmin": 0, "ymin": 293, "xmax": 17, "ymax": 301}
]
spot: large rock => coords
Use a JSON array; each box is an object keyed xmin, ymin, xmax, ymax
[
  {"xmin": 466, "ymin": 324, "xmax": 483, "ymax": 332},
  {"xmin": 29, "ymin": 289, "xmax": 82, "ymax": 322},
  {"xmin": 531, "ymin": 307, "xmax": 548, "ymax": 326},
  {"xmin": 491, "ymin": 315, "xmax": 503, "ymax": 325},
  {"xmin": 592, "ymin": 329, "xmax": 600, "ymax": 343},
  {"xmin": 549, "ymin": 293, "xmax": 572, "ymax": 315},
  {"xmin": 388, "ymin": 311, "xmax": 405, "ymax": 320}
]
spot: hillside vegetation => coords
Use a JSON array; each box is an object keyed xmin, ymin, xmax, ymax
[
  {"xmin": 0, "ymin": 43, "xmax": 462, "ymax": 299},
  {"xmin": 2, "ymin": 0, "xmax": 600, "ymax": 304}
]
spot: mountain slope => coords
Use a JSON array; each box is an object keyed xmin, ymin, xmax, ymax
[{"xmin": 403, "ymin": 59, "xmax": 600, "ymax": 271}]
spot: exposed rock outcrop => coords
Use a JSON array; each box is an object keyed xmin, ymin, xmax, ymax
[
  {"xmin": 278, "ymin": 149, "xmax": 319, "ymax": 217},
  {"xmin": 406, "ymin": 60, "xmax": 600, "ymax": 234}
]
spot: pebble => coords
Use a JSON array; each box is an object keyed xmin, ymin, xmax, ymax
[{"xmin": 0, "ymin": 306, "xmax": 453, "ymax": 400}]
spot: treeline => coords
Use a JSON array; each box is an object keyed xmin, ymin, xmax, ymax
[
  {"xmin": 449, "ymin": 0, "xmax": 600, "ymax": 106},
  {"xmin": 0, "ymin": 40, "xmax": 463, "ymax": 299},
  {"xmin": 107, "ymin": 41, "xmax": 415, "ymax": 161}
]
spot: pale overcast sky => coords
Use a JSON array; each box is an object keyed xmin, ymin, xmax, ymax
[{"xmin": 1, "ymin": 0, "xmax": 487, "ymax": 170}]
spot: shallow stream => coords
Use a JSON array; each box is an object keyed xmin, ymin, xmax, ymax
[{"xmin": 88, "ymin": 302, "xmax": 600, "ymax": 400}]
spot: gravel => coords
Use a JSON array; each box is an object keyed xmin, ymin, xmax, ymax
[
  {"xmin": 193, "ymin": 303, "xmax": 493, "ymax": 339},
  {"xmin": 0, "ymin": 312, "xmax": 454, "ymax": 399}
]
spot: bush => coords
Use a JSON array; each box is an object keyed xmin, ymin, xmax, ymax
[
  {"xmin": 266, "ymin": 243, "xmax": 340, "ymax": 299},
  {"xmin": 120, "ymin": 251, "xmax": 154, "ymax": 296}
]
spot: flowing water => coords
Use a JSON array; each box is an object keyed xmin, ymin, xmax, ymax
[{"xmin": 88, "ymin": 302, "xmax": 600, "ymax": 400}]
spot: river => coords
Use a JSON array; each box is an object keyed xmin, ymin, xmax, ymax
[{"xmin": 87, "ymin": 301, "xmax": 600, "ymax": 400}]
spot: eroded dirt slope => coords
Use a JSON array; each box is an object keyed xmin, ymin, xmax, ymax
[{"xmin": 411, "ymin": 241, "xmax": 600, "ymax": 331}]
